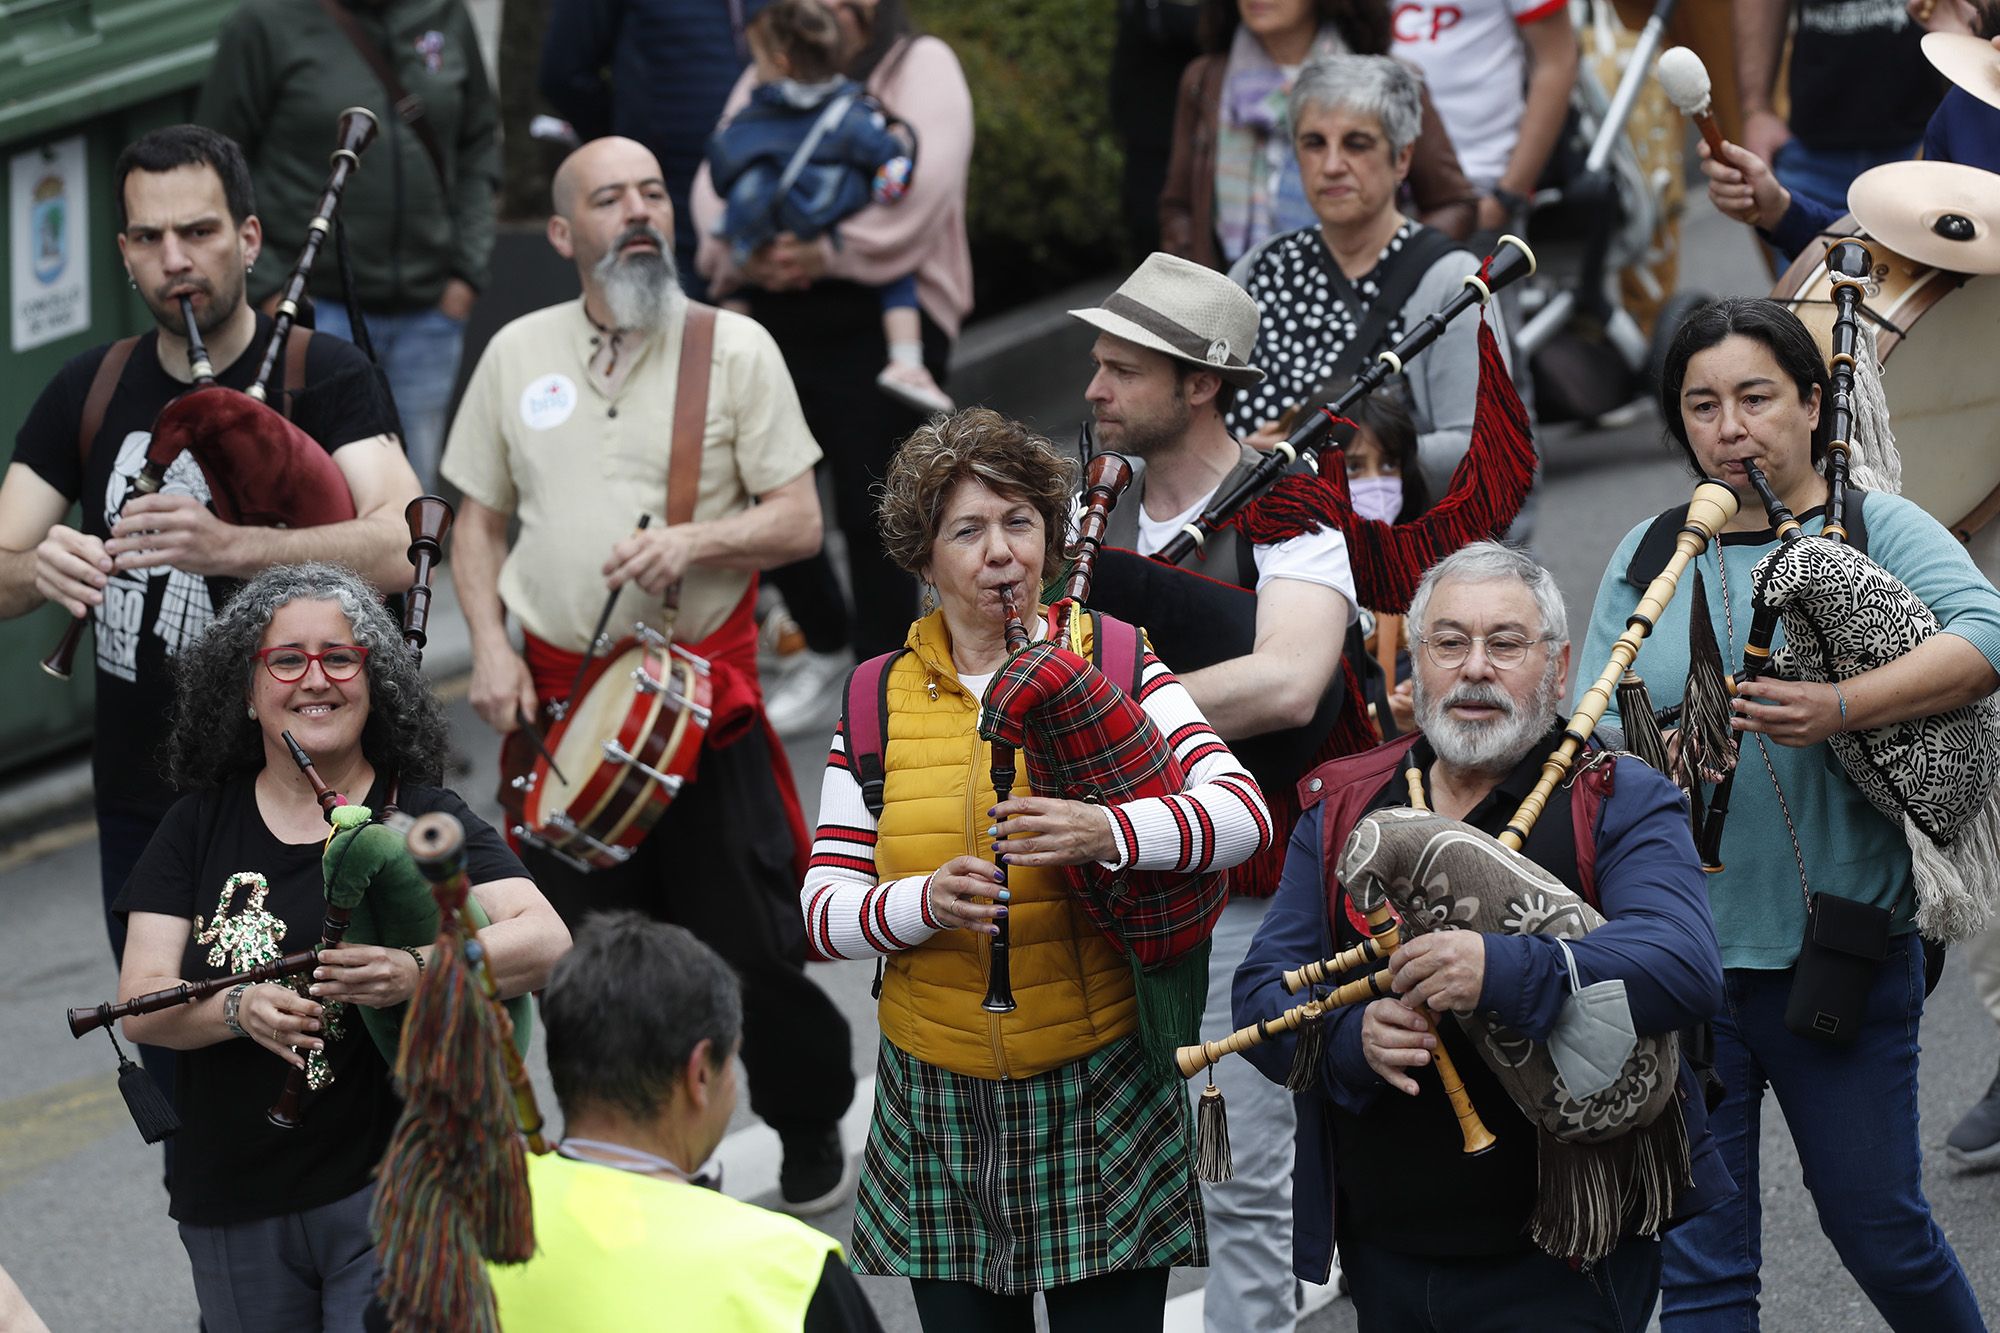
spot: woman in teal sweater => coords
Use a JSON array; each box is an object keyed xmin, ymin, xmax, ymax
[{"xmin": 1580, "ymin": 298, "xmax": 1997, "ymax": 1331}]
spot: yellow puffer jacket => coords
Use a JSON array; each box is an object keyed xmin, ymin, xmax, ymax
[{"xmin": 875, "ymin": 610, "xmax": 1136, "ymax": 1080}]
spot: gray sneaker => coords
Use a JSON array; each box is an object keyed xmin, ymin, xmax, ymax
[
  {"xmin": 1946, "ymin": 1059, "xmax": 2000, "ymax": 1170},
  {"xmin": 761, "ymin": 648, "xmax": 853, "ymax": 739}
]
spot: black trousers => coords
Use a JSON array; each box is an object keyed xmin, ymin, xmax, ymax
[
  {"xmin": 1343, "ymin": 1234, "xmax": 1662, "ymax": 1332},
  {"xmin": 909, "ymin": 1267, "xmax": 1170, "ymax": 1333},
  {"xmin": 522, "ymin": 727, "xmax": 855, "ymax": 1135},
  {"xmin": 750, "ymin": 281, "xmax": 949, "ymax": 660}
]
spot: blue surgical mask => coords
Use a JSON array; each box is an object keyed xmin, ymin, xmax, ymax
[
  {"xmin": 1348, "ymin": 475, "xmax": 1403, "ymax": 524},
  {"xmin": 1548, "ymin": 938, "xmax": 1638, "ymax": 1100}
]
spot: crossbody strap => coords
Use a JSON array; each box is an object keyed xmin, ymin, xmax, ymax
[
  {"xmin": 668, "ymin": 304, "xmax": 717, "ymax": 527},
  {"xmin": 315, "ymin": 0, "xmax": 447, "ymax": 184},
  {"xmin": 78, "ymin": 336, "xmax": 142, "ymax": 467}
]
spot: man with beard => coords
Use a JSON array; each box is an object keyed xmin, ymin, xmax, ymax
[
  {"xmin": 1233, "ymin": 543, "xmax": 1729, "ymax": 1329},
  {"xmin": 0, "ymin": 124, "xmax": 417, "ymax": 1065},
  {"xmin": 444, "ymin": 135, "xmax": 857, "ymax": 1215},
  {"xmin": 1069, "ymin": 251, "xmax": 1357, "ymax": 1331}
]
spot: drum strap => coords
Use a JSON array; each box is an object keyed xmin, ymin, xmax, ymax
[{"xmin": 668, "ymin": 304, "xmax": 718, "ymax": 527}]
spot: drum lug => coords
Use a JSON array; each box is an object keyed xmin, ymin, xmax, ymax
[
  {"xmin": 510, "ymin": 773, "xmax": 538, "ymax": 792},
  {"xmin": 602, "ymin": 739, "xmax": 686, "ymax": 796},
  {"xmin": 544, "ymin": 811, "xmax": 635, "ymax": 864},
  {"xmin": 510, "ymin": 823, "xmax": 593, "ymax": 874},
  {"xmin": 548, "ymin": 700, "xmax": 569, "ymax": 723},
  {"xmin": 631, "ymin": 666, "xmax": 715, "ymax": 729},
  {"xmin": 669, "ymin": 643, "xmax": 712, "ymax": 676},
  {"xmin": 634, "ymin": 623, "xmax": 670, "ymax": 651}
]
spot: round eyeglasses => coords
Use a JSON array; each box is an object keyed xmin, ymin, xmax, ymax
[
  {"xmin": 1416, "ymin": 631, "xmax": 1553, "ymax": 671},
  {"xmin": 255, "ymin": 644, "xmax": 370, "ymax": 683}
]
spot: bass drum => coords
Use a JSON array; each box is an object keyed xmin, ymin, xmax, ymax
[{"xmin": 1772, "ymin": 221, "xmax": 2000, "ymax": 575}]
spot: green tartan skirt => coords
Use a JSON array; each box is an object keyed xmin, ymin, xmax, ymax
[{"xmin": 849, "ymin": 1033, "xmax": 1206, "ymax": 1293}]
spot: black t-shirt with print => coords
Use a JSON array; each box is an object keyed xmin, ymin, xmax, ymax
[
  {"xmin": 113, "ymin": 775, "xmax": 525, "ymax": 1226},
  {"xmin": 8, "ymin": 317, "xmax": 397, "ymax": 821},
  {"xmin": 1789, "ymin": 0, "xmax": 1941, "ymax": 150}
]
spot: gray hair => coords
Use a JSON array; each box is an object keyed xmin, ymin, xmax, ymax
[
  {"xmin": 1407, "ymin": 542, "xmax": 1569, "ymax": 646},
  {"xmin": 165, "ymin": 562, "xmax": 448, "ymax": 790},
  {"xmin": 1288, "ymin": 53, "xmax": 1426, "ymax": 160},
  {"xmin": 543, "ymin": 913, "xmax": 744, "ymax": 1121}
]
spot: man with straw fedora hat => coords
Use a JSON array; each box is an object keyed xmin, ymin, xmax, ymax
[{"xmin": 1072, "ymin": 250, "xmax": 1365, "ymax": 1332}]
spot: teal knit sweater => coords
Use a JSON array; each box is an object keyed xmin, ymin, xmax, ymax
[{"xmin": 1580, "ymin": 493, "xmax": 2000, "ymax": 970}]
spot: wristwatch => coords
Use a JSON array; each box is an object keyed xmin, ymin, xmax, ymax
[{"xmin": 223, "ymin": 982, "xmax": 254, "ymax": 1039}]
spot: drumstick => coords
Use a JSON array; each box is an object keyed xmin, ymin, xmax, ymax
[
  {"xmin": 1656, "ymin": 47, "xmax": 1728, "ymax": 159},
  {"xmin": 515, "ymin": 708, "xmax": 568, "ymax": 785},
  {"xmin": 562, "ymin": 513, "xmax": 653, "ymax": 712}
]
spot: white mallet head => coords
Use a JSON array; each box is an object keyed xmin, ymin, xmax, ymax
[{"xmin": 1656, "ymin": 46, "xmax": 1713, "ymax": 116}]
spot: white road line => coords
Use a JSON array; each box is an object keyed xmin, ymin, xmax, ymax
[{"xmin": 714, "ymin": 1074, "xmax": 878, "ymax": 1203}]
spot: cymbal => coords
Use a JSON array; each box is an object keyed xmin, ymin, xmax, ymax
[
  {"xmin": 1923, "ymin": 32, "xmax": 2000, "ymax": 113},
  {"xmin": 1848, "ymin": 160, "xmax": 2000, "ymax": 274}
]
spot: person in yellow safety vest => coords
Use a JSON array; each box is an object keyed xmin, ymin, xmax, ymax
[{"xmin": 486, "ymin": 912, "xmax": 883, "ymax": 1333}]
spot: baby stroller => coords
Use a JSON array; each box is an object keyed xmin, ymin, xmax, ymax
[{"xmin": 1512, "ymin": 0, "xmax": 1709, "ymax": 425}]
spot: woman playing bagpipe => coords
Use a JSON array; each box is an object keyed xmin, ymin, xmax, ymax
[
  {"xmin": 797, "ymin": 409, "xmax": 1271, "ymax": 1330},
  {"xmin": 1229, "ymin": 542, "xmax": 1731, "ymax": 1329},
  {"xmin": 111, "ymin": 562, "xmax": 567, "ymax": 1332},
  {"xmin": 1580, "ymin": 298, "xmax": 1997, "ymax": 1329}
]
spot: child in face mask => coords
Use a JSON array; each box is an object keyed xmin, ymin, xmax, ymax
[{"xmin": 1342, "ymin": 389, "xmax": 1428, "ymax": 524}]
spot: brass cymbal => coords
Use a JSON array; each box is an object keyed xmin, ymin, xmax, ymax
[
  {"xmin": 1848, "ymin": 160, "xmax": 2000, "ymax": 274},
  {"xmin": 1923, "ymin": 32, "xmax": 2000, "ymax": 113}
]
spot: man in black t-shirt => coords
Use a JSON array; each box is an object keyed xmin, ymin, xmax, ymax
[{"xmin": 0, "ymin": 125, "xmax": 416, "ymax": 974}]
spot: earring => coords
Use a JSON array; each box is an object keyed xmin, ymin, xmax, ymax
[
  {"xmin": 246, "ymin": 707, "xmax": 256, "ymax": 720},
  {"xmin": 246, "ymin": 262, "xmax": 254, "ymax": 274},
  {"xmin": 127, "ymin": 274, "xmax": 136, "ymax": 290}
]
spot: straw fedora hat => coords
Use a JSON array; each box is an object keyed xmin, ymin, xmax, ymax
[{"xmin": 1069, "ymin": 252, "xmax": 1265, "ymax": 388}]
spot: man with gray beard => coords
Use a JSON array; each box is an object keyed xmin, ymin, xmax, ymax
[
  {"xmin": 1234, "ymin": 542, "xmax": 1730, "ymax": 1330},
  {"xmin": 443, "ymin": 136, "xmax": 858, "ymax": 1216}
]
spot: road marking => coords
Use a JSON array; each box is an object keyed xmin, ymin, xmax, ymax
[
  {"xmin": 0, "ymin": 1072, "xmax": 131, "ymax": 1196},
  {"xmin": 0, "ymin": 816, "xmax": 95, "ymax": 875}
]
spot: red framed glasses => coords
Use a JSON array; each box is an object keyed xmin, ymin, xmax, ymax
[{"xmin": 255, "ymin": 644, "xmax": 370, "ymax": 683}]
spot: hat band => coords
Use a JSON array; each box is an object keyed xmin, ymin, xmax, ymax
[{"xmin": 1100, "ymin": 293, "xmax": 1245, "ymax": 369}]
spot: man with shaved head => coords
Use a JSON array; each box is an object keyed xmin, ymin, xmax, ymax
[{"xmin": 444, "ymin": 136, "xmax": 858, "ymax": 1215}]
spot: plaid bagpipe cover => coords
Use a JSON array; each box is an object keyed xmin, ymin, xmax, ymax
[{"xmin": 977, "ymin": 638, "xmax": 1227, "ymax": 969}]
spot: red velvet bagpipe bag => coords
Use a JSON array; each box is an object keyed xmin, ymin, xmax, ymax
[{"xmin": 974, "ymin": 605, "xmax": 1231, "ymax": 971}]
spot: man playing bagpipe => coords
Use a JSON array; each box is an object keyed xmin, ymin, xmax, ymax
[
  {"xmin": 1234, "ymin": 543, "xmax": 1733, "ymax": 1330},
  {"xmin": 1067, "ymin": 253, "xmax": 1361, "ymax": 1327},
  {"xmin": 444, "ymin": 135, "xmax": 856, "ymax": 1215},
  {"xmin": 0, "ymin": 124, "xmax": 421, "ymax": 1109}
]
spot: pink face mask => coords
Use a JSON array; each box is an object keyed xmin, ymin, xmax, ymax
[{"xmin": 1348, "ymin": 475, "xmax": 1403, "ymax": 523}]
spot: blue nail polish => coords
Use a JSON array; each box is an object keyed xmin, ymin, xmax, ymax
[
  {"xmin": 986, "ymin": 825, "xmax": 999, "ymax": 837},
  {"xmin": 998, "ymin": 889, "xmax": 1011, "ymax": 902}
]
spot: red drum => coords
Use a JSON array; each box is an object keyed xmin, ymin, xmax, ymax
[{"xmin": 512, "ymin": 625, "xmax": 712, "ymax": 871}]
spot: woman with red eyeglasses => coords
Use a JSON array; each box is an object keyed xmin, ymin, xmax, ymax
[{"xmin": 112, "ymin": 561, "xmax": 569, "ymax": 1333}]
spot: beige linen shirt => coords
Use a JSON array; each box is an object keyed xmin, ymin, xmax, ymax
[{"xmin": 443, "ymin": 299, "xmax": 820, "ymax": 649}]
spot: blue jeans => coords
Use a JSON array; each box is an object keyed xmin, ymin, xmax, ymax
[
  {"xmin": 1661, "ymin": 937, "xmax": 1983, "ymax": 1331},
  {"xmin": 313, "ymin": 302, "xmax": 467, "ymax": 489}
]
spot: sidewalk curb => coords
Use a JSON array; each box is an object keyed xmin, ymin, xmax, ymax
[{"xmin": 0, "ymin": 275, "xmax": 1115, "ymax": 839}]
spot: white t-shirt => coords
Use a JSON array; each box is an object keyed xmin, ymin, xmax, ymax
[
  {"xmin": 1134, "ymin": 491, "xmax": 1360, "ymax": 624},
  {"xmin": 1391, "ymin": 0, "xmax": 1566, "ymax": 191}
]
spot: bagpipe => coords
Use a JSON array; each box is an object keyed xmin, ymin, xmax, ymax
[
  {"xmin": 42, "ymin": 107, "xmax": 381, "ymax": 681},
  {"xmin": 1689, "ymin": 242, "xmax": 2000, "ymax": 942},
  {"xmin": 971, "ymin": 472, "xmax": 1237, "ymax": 1065},
  {"xmin": 1174, "ymin": 479, "xmax": 1738, "ymax": 1262}
]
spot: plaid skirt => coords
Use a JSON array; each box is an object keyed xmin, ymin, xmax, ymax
[{"xmin": 850, "ymin": 1033, "xmax": 1206, "ymax": 1293}]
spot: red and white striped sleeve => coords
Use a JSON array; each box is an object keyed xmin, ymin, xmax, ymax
[
  {"xmin": 799, "ymin": 722, "xmax": 942, "ymax": 962},
  {"xmin": 1100, "ymin": 652, "xmax": 1271, "ymax": 873}
]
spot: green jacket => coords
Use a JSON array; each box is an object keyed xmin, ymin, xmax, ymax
[{"xmin": 197, "ymin": 0, "xmax": 500, "ymax": 311}]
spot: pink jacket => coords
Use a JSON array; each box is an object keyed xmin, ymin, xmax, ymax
[{"xmin": 693, "ymin": 36, "xmax": 975, "ymax": 338}]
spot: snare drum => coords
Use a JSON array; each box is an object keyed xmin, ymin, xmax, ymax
[
  {"xmin": 1772, "ymin": 222, "xmax": 2000, "ymax": 572},
  {"xmin": 513, "ymin": 624, "xmax": 713, "ymax": 871}
]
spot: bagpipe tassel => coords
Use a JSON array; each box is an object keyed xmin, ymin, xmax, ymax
[
  {"xmin": 107, "ymin": 1028, "xmax": 180, "ymax": 1144},
  {"xmin": 1195, "ymin": 1076, "xmax": 1234, "ymax": 1184},
  {"xmin": 1284, "ymin": 998, "xmax": 1330, "ymax": 1094},
  {"xmin": 1527, "ymin": 1100, "xmax": 1692, "ymax": 1265}
]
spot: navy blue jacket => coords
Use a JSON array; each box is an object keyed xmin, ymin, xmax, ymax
[
  {"xmin": 538, "ymin": 0, "xmax": 746, "ymax": 271},
  {"xmin": 1768, "ymin": 87, "xmax": 2000, "ymax": 259},
  {"xmin": 706, "ymin": 80, "xmax": 910, "ymax": 258},
  {"xmin": 1233, "ymin": 735, "xmax": 1733, "ymax": 1280}
]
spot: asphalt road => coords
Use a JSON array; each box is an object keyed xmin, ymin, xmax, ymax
[{"xmin": 3, "ymin": 200, "xmax": 1998, "ymax": 1331}]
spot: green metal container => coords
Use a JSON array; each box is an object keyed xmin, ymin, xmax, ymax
[{"xmin": 0, "ymin": 0, "xmax": 233, "ymax": 771}]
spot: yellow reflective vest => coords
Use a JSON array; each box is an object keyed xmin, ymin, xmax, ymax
[
  {"xmin": 488, "ymin": 1152, "xmax": 842, "ymax": 1331},
  {"xmin": 873, "ymin": 610, "xmax": 1137, "ymax": 1080}
]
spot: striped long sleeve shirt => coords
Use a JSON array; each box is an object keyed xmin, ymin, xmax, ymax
[{"xmin": 800, "ymin": 652, "xmax": 1270, "ymax": 962}]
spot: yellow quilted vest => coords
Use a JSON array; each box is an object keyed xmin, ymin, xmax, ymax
[{"xmin": 874, "ymin": 610, "xmax": 1136, "ymax": 1080}]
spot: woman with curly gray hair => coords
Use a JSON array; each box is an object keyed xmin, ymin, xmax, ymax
[
  {"xmin": 801, "ymin": 409, "xmax": 1269, "ymax": 1329},
  {"xmin": 113, "ymin": 562, "xmax": 568, "ymax": 1333}
]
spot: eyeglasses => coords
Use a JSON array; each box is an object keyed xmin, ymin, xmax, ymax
[
  {"xmin": 1416, "ymin": 631, "xmax": 1553, "ymax": 671},
  {"xmin": 255, "ymin": 644, "xmax": 369, "ymax": 683}
]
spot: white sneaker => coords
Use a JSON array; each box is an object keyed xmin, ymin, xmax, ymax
[{"xmin": 762, "ymin": 648, "xmax": 853, "ymax": 739}]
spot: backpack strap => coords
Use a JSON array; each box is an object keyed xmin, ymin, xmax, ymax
[
  {"xmin": 842, "ymin": 649, "xmax": 907, "ymax": 819},
  {"xmin": 1088, "ymin": 609, "xmax": 1144, "ymax": 696},
  {"xmin": 78, "ymin": 336, "xmax": 142, "ymax": 466}
]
